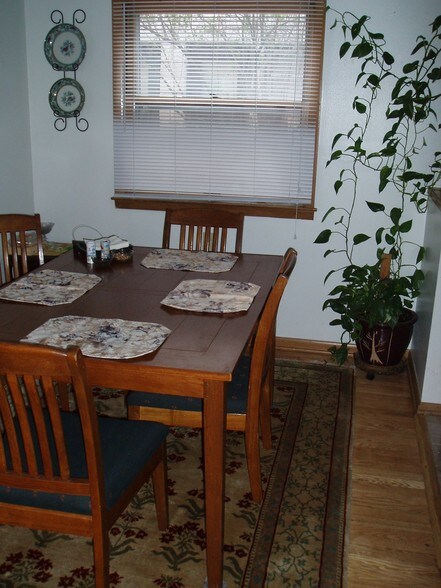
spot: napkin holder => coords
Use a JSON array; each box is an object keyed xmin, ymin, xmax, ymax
[
  {"xmin": 72, "ymin": 226, "xmax": 133, "ymax": 262},
  {"xmin": 72, "ymin": 225, "xmax": 103, "ymax": 259}
]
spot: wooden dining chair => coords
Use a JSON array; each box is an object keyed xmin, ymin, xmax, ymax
[
  {"xmin": 127, "ymin": 247, "xmax": 297, "ymax": 503},
  {"xmin": 0, "ymin": 213, "xmax": 45, "ymax": 285},
  {"xmin": 0, "ymin": 342, "xmax": 169, "ymax": 588},
  {"xmin": 162, "ymin": 208, "xmax": 244, "ymax": 254}
]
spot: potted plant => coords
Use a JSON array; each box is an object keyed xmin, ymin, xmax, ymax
[{"xmin": 315, "ymin": 7, "xmax": 441, "ymax": 367}]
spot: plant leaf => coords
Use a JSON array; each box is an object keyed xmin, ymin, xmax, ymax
[
  {"xmin": 324, "ymin": 269, "xmax": 337, "ymax": 284},
  {"xmin": 366, "ymin": 201, "xmax": 385, "ymax": 212},
  {"xmin": 326, "ymin": 150, "xmax": 343, "ymax": 166},
  {"xmin": 385, "ymin": 233, "xmax": 395, "ymax": 245},
  {"xmin": 331, "ymin": 345, "xmax": 349, "ymax": 366},
  {"xmin": 314, "ymin": 229, "xmax": 332, "ymax": 244},
  {"xmin": 354, "ymin": 101, "xmax": 367, "ymax": 114},
  {"xmin": 353, "ymin": 233, "xmax": 370, "ymax": 245},
  {"xmin": 321, "ymin": 206, "xmax": 336, "ymax": 222},
  {"xmin": 340, "ymin": 41, "xmax": 351, "ymax": 58},
  {"xmin": 428, "ymin": 67, "xmax": 441, "ymax": 81},
  {"xmin": 402, "ymin": 61, "xmax": 419, "ymax": 74},
  {"xmin": 350, "ymin": 16, "xmax": 368, "ymax": 39},
  {"xmin": 383, "ymin": 51, "xmax": 394, "ymax": 65},
  {"xmin": 367, "ymin": 74, "xmax": 380, "ymax": 87},
  {"xmin": 331, "ymin": 133, "xmax": 344, "ymax": 149},
  {"xmin": 390, "ymin": 207, "xmax": 402, "ymax": 225},
  {"xmin": 352, "ymin": 41, "xmax": 373, "ymax": 58},
  {"xmin": 380, "ymin": 145, "xmax": 397, "ymax": 157},
  {"xmin": 334, "ymin": 180, "xmax": 343, "ymax": 194},
  {"xmin": 432, "ymin": 15, "xmax": 441, "ymax": 31},
  {"xmin": 399, "ymin": 220, "xmax": 413, "ymax": 233},
  {"xmin": 324, "ymin": 249, "xmax": 335, "ymax": 258},
  {"xmin": 379, "ymin": 165, "xmax": 392, "ymax": 192},
  {"xmin": 399, "ymin": 170, "xmax": 434, "ymax": 182}
]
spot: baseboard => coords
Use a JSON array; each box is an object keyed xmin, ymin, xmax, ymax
[
  {"xmin": 406, "ymin": 352, "xmax": 421, "ymax": 415},
  {"xmin": 275, "ymin": 336, "xmax": 356, "ymax": 363},
  {"xmin": 408, "ymin": 355, "xmax": 441, "ymax": 569},
  {"xmin": 418, "ymin": 403, "xmax": 441, "ymax": 416},
  {"xmin": 415, "ymin": 412, "xmax": 441, "ymax": 569}
]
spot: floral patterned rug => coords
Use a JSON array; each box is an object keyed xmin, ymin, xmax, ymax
[{"xmin": 0, "ymin": 360, "xmax": 353, "ymax": 588}]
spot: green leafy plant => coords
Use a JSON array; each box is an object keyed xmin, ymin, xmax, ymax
[{"xmin": 315, "ymin": 7, "xmax": 441, "ymax": 365}]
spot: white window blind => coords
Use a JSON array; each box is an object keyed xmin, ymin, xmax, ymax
[{"xmin": 112, "ymin": 0, "xmax": 325, "ymax": 210}]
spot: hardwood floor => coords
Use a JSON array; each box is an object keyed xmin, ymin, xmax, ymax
[{"xmin": 275, "ymin": 339, "xmax": 441, "ymax": 586}]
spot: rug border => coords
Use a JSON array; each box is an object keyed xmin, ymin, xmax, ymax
[
  {"xmin": 319, "ymin": 368, "xmax": 354, "ymax": 588},
  {"xmin": 241, "ymin": 381, "xmax": 309, "ymax": 587},
  {"xmin": 241, "ymin": 364, "xmax": 354, "ymax": 588}
]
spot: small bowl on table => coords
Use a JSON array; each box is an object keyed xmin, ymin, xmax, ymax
[{"xmin": 111, "ymin": 245, "xmax": 133, "ymax": 262}]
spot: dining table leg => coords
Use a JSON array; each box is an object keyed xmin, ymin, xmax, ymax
[{"xmin": 203, "ymin": 379, "xmax": 227, "ymax": 588}]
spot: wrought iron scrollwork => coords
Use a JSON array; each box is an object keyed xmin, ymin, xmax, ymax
[{"xmin": 46, "ymin": 10, "xmax": 89, "ymax": 132}]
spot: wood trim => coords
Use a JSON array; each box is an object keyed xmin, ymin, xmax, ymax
[
  {"xmin": 112, "ymin": 1, "xmax": 325, "ymax": 218},
  {"xmin": 429, "ymin": 187, "xmax": 441, "ymax": 211},
  {"xmin": 418, "ymin": 403, "xmax": 441, "ymax": 416},
  {"xmin": 406, "ymin": 352, "xmax": 421, "ymax": 415},
  {"xmin": 112, "ymin": 196, "xmax": 316, "ymax": 220},
  {"xmin": 415, "ymin": 412, "xmax": 441, "ymax": 569},
  {"xmin": 112, "ymin": 0, "xmax": 324, "ymax": 13},
  {"xmin": 276, "ymin": 336, "xmax": 333, "ymax": 357},
  {"xmin": 275, "ymin": 336, "xmax": 356, "ymax": 363}
]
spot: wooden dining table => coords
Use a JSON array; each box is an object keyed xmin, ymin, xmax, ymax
[{"xmin": 0, "ymin": 246, "xmax": 282, "ymax": 587}]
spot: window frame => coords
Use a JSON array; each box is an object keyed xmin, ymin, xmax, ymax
[{"xmin": 112, "ymin": 0, "xmax": 325, "ymax": 219}]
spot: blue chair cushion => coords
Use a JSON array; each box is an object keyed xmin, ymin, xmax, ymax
[
  {"xmin": 0, "ymin": 411, "xmax": 168, "ymax": 515},
  {"xmin": 126, "ymin": 354, "xmax": 251, "ymax": 415}
]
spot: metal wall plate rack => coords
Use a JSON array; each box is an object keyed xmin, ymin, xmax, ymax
[{"xmin": 45, "ymin": 10, "xmax": 89, "ymax": 132}]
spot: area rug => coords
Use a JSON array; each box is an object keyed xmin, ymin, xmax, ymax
[{"xmin": 0, "ymin": 360, "xmax": 353, "ymax": 587}]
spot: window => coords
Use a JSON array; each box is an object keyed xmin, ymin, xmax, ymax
[{"xmin": 112, "ymin": 0, "xmax": 325, "ymax": 218}]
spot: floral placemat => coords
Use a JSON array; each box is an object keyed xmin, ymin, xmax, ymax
[
  {"xmin": 161, "ymin": 279, "xmax": 260, "ymax": 313},
  {"xmin": 22, "ymin": 315, "xmax": 171, "ymax": 359},
  {"xmin": 141, "ymin": 248, "xmax": 238, "ymax": 273},
  {"xmin": 0, "ymin": 270, "xmax": 101, "ymax": 306}
]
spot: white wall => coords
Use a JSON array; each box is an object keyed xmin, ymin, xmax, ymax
[
  {"xmin": 414, "ymin": 194, "xmax": 441, "ymax": 404},
  {"xmin": 0, "ymin": 0, "xmax": 34, "ymax": 213},
  {"xmin": 10, "ymin": 0, "xmax": 440, "ymax": 369}
]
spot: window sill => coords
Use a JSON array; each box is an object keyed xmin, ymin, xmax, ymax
[{"xmin": 112, "ymin": 194, "xmax": 315, "ymax": 220}]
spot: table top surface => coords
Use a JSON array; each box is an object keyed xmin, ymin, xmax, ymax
[{"xmin": 0, "ymin": 247, "xmax": 282, "ymax": 392}]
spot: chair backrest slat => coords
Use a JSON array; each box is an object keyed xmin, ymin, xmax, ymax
[
  {"xmin": 24, "ymin": 374, "xmax": 55, "ymax": 478},
  {"xmin": 163, "ymin": 208, "xmax": 244, "ymax": 254},
  {"xmin": 6, "ymin": 373, "xmax": 37, "ymax": 475},
  {"xmin": 0, "ymin": 376, "xmax": 22, "ymax": 472},
  {"xmin": 0, "ymin": 214, "xmax": 45, "ymax": 285},
  {"xmin": 248, "ymin": 248, "xmax": 297, "ymax": 409},
  {"xmin": 0, "ymin": 343, "xmax": 100, "ymax": 501},
  {"xmin": 42, "ymin": 374, "xmax": 72, "ymax": 479}
]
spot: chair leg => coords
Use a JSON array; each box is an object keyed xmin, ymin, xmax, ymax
[
  {"xmin": 245, "ymin": 433, "xmax": 263, "ymax": 503},
  {"xmin": 268, "ymin": 324, "xmax": 276, "ymax": 406},
  {"xmin": 92, "ymin": 528, "xmax": 110, "ymax": 588},
  {"xmin": 260, "ymin": 375, "xmax": 273, "ymax": 451},
  {"xmin": 151, "ymin": 443, "xmax": 169, "ymax": 530}
]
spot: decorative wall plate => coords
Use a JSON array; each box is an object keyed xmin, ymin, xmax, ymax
[
  {"xmin": 44, "ymin": 23, "xmax": 86, "ymax": 70},
  {"xmin": 49, "ymin": 78, "xmax": 85, "ymax": 117}
]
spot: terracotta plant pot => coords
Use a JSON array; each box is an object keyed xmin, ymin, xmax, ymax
[{"xmin": 355, "ymin": 309, "xmax": 417, "ymax": 366}]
